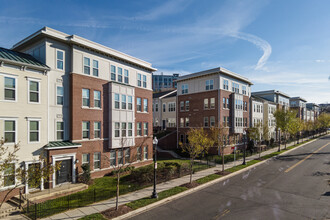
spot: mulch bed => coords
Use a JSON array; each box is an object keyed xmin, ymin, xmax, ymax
[
  {"xmin": 180, "ymin": 181, "xmax": 199, "ymax": 189},
  {"xmin": 101, "ymin": 205, "xmax": 133, "ymax": 219},
  {"xmin": 215, "ymin": 170, "xmax": 231, "ymax": 176}
]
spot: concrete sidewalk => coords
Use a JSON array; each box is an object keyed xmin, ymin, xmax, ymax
[{"xmin": 42, "ymin": 136, "xmax": 317, "ymax": 220}]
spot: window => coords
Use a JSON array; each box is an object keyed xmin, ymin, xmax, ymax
[
  {"xmin": 121, "ymin": 95, "xmax": 126, "ymax": 109},
  {"xmin": 210, "ymin": 116, "xmax": 215, "ymax": 127},
  {"xmin": 185, "ymin": 101, "xmax": 189, "ymax": 111},
  {"xmin": 4, "ymin": 120, "xmax": 15, "ymax": 143},
  {"xmin": 143, "ymin": 99, "xmax": 148, "ymax": 112},
  {"xmin": 232, "ymin": 82, "xmax": 239, "ymax": 93},
  {"xmin": 93, "ymin": 60, "xmax": 99, "ymax": 77},
  {"xmin": 29, "ymin": 121, "xmax": 39, "ymax": 142},
  {"xmin": 116, "ymin": 67, "xmax": 122, "ymax": 82},
  {"xmin": 111, "ymin": 65, "xmax": 116, "ymax": 81},
  {"xmin": 137, "ymin": 147, "xmax": 142, "ymax": 161},
  {"xmin": 137, "ymin": 73, "xmax": 142, "ymax": 87},
  {"xmin": 182, "ymin": 84, "xmax": 188, "ymax": 94},
  {"xmin": 4, "ymin": 77, "xmax": 16, "ymax": 101},
  {"xmin": 185, "ymin": 117, "xmax": 189, "ymax": 127},
  {"xmin": 180, "ymin": 118, "xmax": 184, "ymax": 127},
  {"xmin": 163, "ymin": 103, "xmax": 166, "ymax": 112},
  {"xmin": 94, "ymin": 122, "xmax": 101, "ymax": 138},
  {"xmin": 210, "ymin": 98, "xmax": 215, "ymax": 109},
  {"xmin": 242, "ymin": 86, "xmax": 247, "ymax": 95},
  {"xmin": 168, "ymin": 102, "xmax": 176, "ymax": 112},
  {"xmin": 155, "ymin": 103, "xmax": 158, "ymax": 112},
  {"xmin": 244, "ymin": 102, "xmax": 247, "ymax": 111},
  {"xmin": 121, "ymin": 122, "xmax": 127, "ymax": 137},
  {"xmin": 82, "ymin": 121, "xmax": 90, "ymax": 139},
  {"xmin": 204, "ymin": 117, "xmax": 209, "ymax": 127},
  {"xmin": 226, "ymin": 98, "xmax": 229, "ymax": 109},
  {"xmin": 180, "ymin": 134, "xmax": 184, "ymax": 143},
  {"xmin": 128, "ymin": 96, "xmax": 133, "ymax": 110},
  {"xmin": 227, "ymin": 117, "xmax": 230, "ymax": 127},
  {"xmin": 124, "ymin": 69, "xmax": 129, "ymax": 84},
  {"xmin": 206, "ymin": 79, "xmax": 214, "ymax": 90},
  {"xmin": 223, "ymin": 116, "xmax": 226, "ymax": 127},
  {"xmin": 144, "ymin": 122, "xmax": 148, "ymax": 136},
  {"xmin": 114, "ymin": 93, "xmax": 120, "ymax": 109},
  {"xmin": 93, "ymin": 152, "xmax": 101, "ymax": 169},
  {"xmin": 3, "ymin": 164, "xmax": 15, "ymax": 187},
  {"xmin": 204, "ymin": 98, "xmax": 209, "ymax": 109},
  {"xmin": 82, "ymin": 89, "xmax": 90, "ymax": 107},
  {"xmin": 180, "ymin": 101, "xmax": 184, "ymax": 111},
  {"xmin": 223, "ymin": 98, "xmax": 226, "ymax": 108},
  {"xmin": 244, "ymin": 118, "xmax": 247, "ymax": 127},
  {"xmin": 84, "ymin": 57, "xmax": 90, "ymax": 75},
  {"xmin": 223, "ymin": 79, "xmax": 228, "ymax": 90},
  {"xmin": 137, "ymin": 122, "xmax": 142, "ymax": 136},
  {"xmin": 56, "ymin": 50, "xmax": 64, "ymax": 70},
  {"xmin": 82, "ymin": 154, "xmax": 90, "ymax": 165},
  {"xmin": 143, "ymin": 146, "xmax": 148, "ymax": 160},
  {"xmin": 125, "ymin": 148, "xmax": 130, "ymax": 164},
  {"xmin": 128, "ymin": 123, "xmax": 133, "ymax": 136},
  {"xmin": 115, "ymin": 122, "xmax": 120, "ymax": 137},
  {"xmin": 143, "ymin": 75, "xmax": 147, "ymax": 88},
  {"xmin": 56, "ymin": 122, "xmax": 64, "ymax": 140},
  {"xmin": 137, "ymin": 98, "xmax": 142, "ymax": 112},
  {"xmin": 110, "ymin": 150, "xmax": 116, "ymax": 166},
  {"xmin": 92, "ymin": 91, "xmax": 101, "ymax": 108},
  {"xmin": 57, "ymin": 86, "xmax": 64, "ymax": 105},
  {"xmin": 118, "ymin": 150, "xmax": 123, "ymax": 165}
]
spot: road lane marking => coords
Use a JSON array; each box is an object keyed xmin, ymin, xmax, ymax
[{"xmin": 285, "ymin": 142, "xmax": 330, "ymax": 173}]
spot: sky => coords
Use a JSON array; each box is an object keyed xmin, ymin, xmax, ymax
[{"xmin": 0, "ymin": 0, "xmax": 329, "ymax": 104}]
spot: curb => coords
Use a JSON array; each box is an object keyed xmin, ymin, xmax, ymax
[{"xmin": 114, "ymin": 136, "xmax": 323, "ymax": 220}]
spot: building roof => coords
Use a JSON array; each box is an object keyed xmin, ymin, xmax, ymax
[
  {"xmin": 0, "ymin": 47, "xmax": 49, "ymax": 70},
  {"xmin": 12, "ymin": 27, "xmax": 156, "ymax": 72},
  {"xmin": 290, "ymin": 97, "xmax": 307, "ymax": 102},
  {"xmin": 176, "ymin": 67, "xmax": 253, "ymax": 85},
  {"xmin": 252, "ymin": 90, "xmax": 290, "ymax": 99},
  {"xmin": 251, "ymin": 95, "xmax": 276, "ymax": 105},
  {"xmin": 153, "ymin": 90, "xmax": 177, "ymax": 99},
  {"xmin": 44, "ymin": 141, "xmax": 81, "ymax": 149}
]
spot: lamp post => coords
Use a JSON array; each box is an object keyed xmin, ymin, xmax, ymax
[
  {"xmin": 278, "ymin": 128, "xmax": 281, "ymax": 152},
  {"xmin": 152, "ymin": 137, "xmax": 158, "ymax": 198},
  {"xmin": 242, "ymin": 130, "xmax": 247, "ymax": 165}
]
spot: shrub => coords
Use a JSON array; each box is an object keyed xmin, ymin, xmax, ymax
[
  {"xmin": 130, "ymin": 164, "xmax": 154, "ymax": 184},
  {"xmin": 78, "ymin": 163, "xmax": 91, "ymax": 184}
]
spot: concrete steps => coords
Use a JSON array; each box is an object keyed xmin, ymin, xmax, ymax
[{"xmin": 0, "ymin": 203, "xmax": 19, "ymax": 219}]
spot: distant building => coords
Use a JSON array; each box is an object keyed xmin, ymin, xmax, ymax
[
  {"xmin": 152, "ymin": 73, "xmax": 179, "ymax": 92},
  {"xmin": 306, "ymin": 103, "xmax": 320, "ymax": 120},
  {"xmin": 252, "ymin": 90, "xmax": 290, "ymax": 110},
  {"xmin": 153, "ymin": 90, "xmax": 177, "ymax": 131},
  {"xmin": 289, "ymin": 97, "xmax": 307, "ymax": 121},
  {"xmin": 319, "ymin": 103, "xmax": 330, "ymax": 113}
]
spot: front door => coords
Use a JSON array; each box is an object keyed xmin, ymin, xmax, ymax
[
  {"xmin": 56, "ymin": 159, "xmax": 72, "ymax": 185},
  {"xmin": 162, "ymin": 120, "xmax": 166, "ymax": 129}
]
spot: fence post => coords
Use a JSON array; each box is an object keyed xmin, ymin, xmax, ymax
[{"xmin": 34, "ymin": 203, "xmax": 37, "ymax": 220}]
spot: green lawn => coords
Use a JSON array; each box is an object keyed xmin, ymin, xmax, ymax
[
  {"xmin": 126, "ymin": 186, "xmax": 188, "ymax": 210},
  {"xmin": 78, "ymin": 213, "xmax": 107, "ymax": 220},
  {"xmin": 195, "ymin": 174, "xmax": 221, "ymax": 184}
]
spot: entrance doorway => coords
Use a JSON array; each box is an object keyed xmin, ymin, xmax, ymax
[{"xmin": 56, "ymin": 159, "xmax": 72, "ymax": 185}]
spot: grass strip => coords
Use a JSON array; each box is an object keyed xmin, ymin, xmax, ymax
[
  {"xmin": 226, "ymin": 160, "xmax": 260, "ymax": 173},
  {"xmin": 126, "ymin": 186, "xmax": 188, "ymax": 210},
  {"xmin": 196, "ymin": 174, "xmax": 222, "ymax": 184},
  {"xmin": 78, "ymin": 213, "xmax": 107, "ymax": 220}
]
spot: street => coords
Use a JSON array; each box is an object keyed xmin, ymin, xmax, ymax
[{"xmin": 129, "ymin": 136, "xmax": 330, "ymax": 220}]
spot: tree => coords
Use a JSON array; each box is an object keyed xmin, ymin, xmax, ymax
[
  {"xmin": 209, "ymin": 125, "xmax": 230, "ymax": 172},
  {"xmin": 181, "ymin": 128, "xmax": 214, "ymax": 184},
  {"xmin": 247, "ymin": 123, "xmax": 262, "ymax": 159},
  {"xmin": 262, "ymin": 120, "xmax": 270, "ymax": 146},
  {"xmin": 318, "ymin": 113, "xmax": 330, "ymax": 133},
  {"xmin": 274, "ymin": 109, "xmax": 296, "ymax": 149},
  {"xmin": 287, "ymin": 117, "xmax": 301, "ymax": 144}
]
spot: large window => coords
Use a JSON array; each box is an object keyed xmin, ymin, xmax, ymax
[
  {"xmin": 121, "ymin": 95, "xmax": 126, "ymax": 109},
  {"xmin": 57, "ymin": 86, "xmax": 64, "ymax": 105},
  {"xmin": 137, "ymin": 98, "xmax": 142, "ymax": 112},
  {"xmin": 3, "ymin": 164, "xmax": 15, "ymax": 187},
  {"xmin": 143, "ymin": 146, "xmax": 148, "ymax": 160},
  {"xmin": 223, "ymin": 79, "xmax": 228, "ymax": 90},
  {"xmin": 125, "ymin": 148, "xmax": 130, "ymax": 164},
  {"xmin": 93, "ymin": 60, "xmax": 99, "ymax": 77},
  {"xmin": 29, "ymin": 121, "xmax": 39, "ymax": 142},
  {"xmin": 118, "ymin": 67, "xmax": 123, "ymax": 82},
  {"xmin": 204, "ymin": 98, "xmax": 209, "ymax": 109},
  {"xmin": 128, "ymin": 123, "xmax": 133, "ymax": 137},
  {"xmin": 114, "ymin": 93, "xmax": 120, "ymax": 109},
  {"xmin": 223, "ymin": 97, "xmax": 226, "ymax": 109},
  {"xmin": 84, "ymin": 57, "xmax": 90, "ymax": 75},
  {"xmin": 4, "ymin": 77, "xmax": 16, "ymax": 101},
  {"xmin": 185, "ymin": 101, "xmax": 189, "ymax": 111},
  {"xmin": 56, "ymin": 122, "xmax": 64, "ymax": 140},
  {"xmin": 144, "ymin": 122, "xmax": 148, "ymax": 136},
  {"xmin": 180, "ymin": 101, "xmax": 184, "ymax": 111},
  {"xmin": 121, "ymin": 122, "xmax": 126, "ymax": 137},
  {"xmin": 111, "ymin": 65, "xmax": 116, "ymax": 81},
  {"xmin": 143, "ymin": 99, "xmax": 148, "ymax": 112},
  {"xmin": 82, "ymin": 154, "xmax": 90, "ymax": 165},
  {"xmin": 82, "ymin": 89, "xmax": 90, "ymax": 107},
  {"xmin": 124, "ymin": 69, "xmax": 129, "ymax": 84},
  {"xmin": 128, "ymin": 96, "xmax": 133, "ymax": 110},
  {"xmin": 137, "ymin": 73, "xmax": 142, "ymax": 87},
  {"xmin": 94, "ymin": 122, "xmax": 101, "ymax": 138},
  {"xmin": 206, "ymin": 79, "xmax": 214, "ymax": 90},
  {"xmin": 137, "ymin": 122, "xmax": 142, "ymax": 136},
  {"xmin": 242, "ymin": 86, "xmax": 247, "ymax": 95},
  {"xmin": 143, "ymin": 75, "xmax": 147, "ymax": 88},
  {"xmin": 82, "ymin": 121, "xmax": 90, "ymax": 139},
  {"xmin": 232, "ymin": 82, "xmax": 239, "ymax": 94},
  {"xmin": 210, "ymin": 98, "xmax": 215, "ymax": 109},
  {"xmin": 110, "ymin": 150, "xmax": 116, "ymax": 166},
  {"xmin": 94, "ymin": 91, "xmax": 101, "ymax": 108},
  {"xmin": 93, "ymin": 152, "xmax": 101, "ymax": 169},
  {"xmin": 115, "ymin": 122, "xmax": 120, "ymax": 137},
  {"xmin": 168, "ymin": 102, "xmax": 175, "ymax": 112},
  {"xmin": 181, "ymin": 84, "xmax": 188, "ymax": 94},
  {"xmin": 4, "ymin": 120, "xmax": 15, "ymax": 143},
  {"xmin": 56, "ymin": 50, "xmax": 64, "ymax": 70}
]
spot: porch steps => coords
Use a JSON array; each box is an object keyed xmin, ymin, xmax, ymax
[{"xmin": 0, "ymin": 203, "xmax": 19, "ymax": 219}]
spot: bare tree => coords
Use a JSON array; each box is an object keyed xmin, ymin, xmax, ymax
[{"xmin": 210, "ymin": 125, "xmax": 230, "ymax": 172}]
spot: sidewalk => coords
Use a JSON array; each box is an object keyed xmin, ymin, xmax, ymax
[{"xmin": 42, "ymin": 136, "xmax": 317, "ymax": 220}]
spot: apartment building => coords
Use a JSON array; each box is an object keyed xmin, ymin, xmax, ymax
[
  {"xmin": 176, "ymin": 67, "xmax": 252, "ymax": 154},
  {"xmin": 306, "ymin": 103, "xmax": 320, "ymax": 121},
  {"xmin": 0, "ymin": 47, "xmax": 49, "ymax": 198},
  {"xmin": 153, "ymin": 90, "xmax": 177, "ymax": 131},
  {"xmin": 9, "ymin": 27, "xmax": 156, "ymax": 191},
  {"xmin": 252, "ymin": 90, "xmax": 290, "ymax": 111},
  {"xmin": 152, "ymin": 73, "xmax": 179, "ymax": 92},
  {"xmin": 289, "ymin": 97, "xmax": 307, "ymax": 121}
]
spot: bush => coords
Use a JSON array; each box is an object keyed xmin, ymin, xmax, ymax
[
  {"xmin": 130, "ymin": 164, "xmax": 154, "ymax": 184},
  {"xmin": 78, "ymin": 163, "xmax": 91, "ymax": 184}
]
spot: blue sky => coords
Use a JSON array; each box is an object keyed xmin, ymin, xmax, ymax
[{"xmin": 0, "ymin": 0, "xmax": 329, "ymax": 103}]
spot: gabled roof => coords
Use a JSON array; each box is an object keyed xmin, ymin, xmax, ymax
[
  {"xmin": 153, "ymin": 90, "xmax": 177, "ymax": 99},
  {"xmin": 0, "ymin": 47, "xmax": 49, "ymax": 70}
]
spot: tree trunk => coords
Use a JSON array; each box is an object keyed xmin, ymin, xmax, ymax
[
  {"xmin": 222, "ymin": 146, "xmax": 225, "ymax": 172},
  {"xmin": 190, "ymin": 158, "xmax": 193, "ymax": 184},
  {"xmin": 116, "ymin": 171, "xmax": 120, "ymax": 211}
]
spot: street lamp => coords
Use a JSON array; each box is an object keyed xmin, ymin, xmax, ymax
[
  {"xmin": 152, "ymin": 137, "xmax": 158, "ymax": 198},
  {"xmin": 242, "ymin": 130, "xmax": 247, "ymax": 165},
  {"xmin": 278, "ymin": 128, "xmax": 281, "ymax": 152}
]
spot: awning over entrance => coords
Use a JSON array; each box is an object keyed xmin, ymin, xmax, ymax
[{"xmin": 44, "ymin": 141, "xmax": 82, "ymax": 150}]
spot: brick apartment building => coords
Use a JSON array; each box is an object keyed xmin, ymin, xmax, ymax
[
  {"xmin": 176, "ymin": 67, "xmax": 252, "ymax": 155},
  {"xmin": 1, "ymin": 26, "xmax": 156, "ymax": 196}
]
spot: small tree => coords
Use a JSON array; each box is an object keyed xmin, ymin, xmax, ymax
[
  {"xmin": 247, "ymin": 123, "xmax": 261, "ymax": 159},
  {"xmin": 318, "ymin": 113, "xmax": 330, "ymax": 133},
  {"xmin": 210, "ymin": 125, "xmax": 230, "ymax": 172},
  {"xmin": 274, "ymin": 109, "xmax": 296, "ymax": 149},
  {"xmin": 262, "ymin": 120, "xmax": 270, "ymax": 146},
  {"xmin": 288, "ymin": 117, "xmax": 301, "ymax": 144},
  {"xmin": 181, "ymin": 128, "xmax": 214, "ymax": 184}
]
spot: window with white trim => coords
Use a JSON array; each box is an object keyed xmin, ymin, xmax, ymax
[
  {"xmin": 4, "ymin": 77, "xmax": 16, "ymax": 101},
  {"xmin": 143, "ymin": 122, "xmax": 148, "ymax": 136},
  {"xmin": 124, "ymin": 69, "xmax": 129, "ymax": 84},
  {"xmin": 143, "ymin": 146, "xmax": 148, "ymax": 160},
  {"xmin": 57, "ymin": 86, "xmax": 64, "ymax": 105},
  {"xmin": 114, "ymin": 93, "xmax": 120, "ymax": 109},
  {"xmin": 110, "ymin": 150, "xmax": 116, "ymax": 166},
  {"xmin": 118, "ymin": 67, "xmax": 123, "ymax": 82},
  {"xmin": 128, "ymin": 96, "xmax": 133, "ymax": 110},
  {"xmin": 121, "ymin": 95, "xmax": 126, "ymax": 109},
  {"xmin": 163, "ymin": 103, "xmax": 166, "ymax": 112},
  {"xmin": 93, "ymin": 152, "xmax": 101, "ymax": 169},
  {"xmin": 82, "ymin": 153, "xmax": 90, "ymax": 165},
  {"xmin": 185, "ymin": 117, "xmax": 189, "ymax": 127},
  {"xmin": 82, "ymin": 121, "xmax": 90, "ymax": 139},
  {"xmin": 29, "ymin": 121, "xmax": 39, "ymax": 142},
  {"xmin": 93, "ymin": 60, "xmax": 99, "ymax": 77},
  {"xmin": 94, "ymin": 91, "xmax": 101, "ymax": 108},
  {"xmin": 94, "ymin": 121, "xmax": 101, "ymax": 138},
  {"xmin": 206, "ymin": 79, "xmax": 214, "ymax": 90},
  {"xmin": 143, "ymin": 99, "xmax": 148, "ymax": 112},
  {"xmin": 111, "ymin": 65, "xmax": 116, "ymax": 81},
  {"xmin": 143, "ymin": 75, "xmax": 147, "ymax": 88},
  {"xmin": 137, "ymin": 122, "xmax": 142, "ymax": 136},
  {"xmin": 210, "ymin": 98, "xmax": 215, "ymax": 109},
  {"xmin": 29, "ymin": 80, "xmax": 39, "ymax": 103},
  {"xmin": 56, "ymin": 121, "xmax": 64, "ymax": 140},
  {"xmin": 128, "ymin": 123, "xmax": 133, "ymax": 137},
  {"xmin": 168, "ymin": 102, "xmax": 175, "ymax": 112},
  {"xmin": 210, "ymin": 116, "xmax": 215, "ymax": 127},
  {"xmin": 185, "ymin": 101, "xmax": 189, "ymax": 111},
  {"xmin": 115, "ymin": 122, "xmax": 120, "ymax": 137},
  {"xmin": 242, "ymin": 86, "xmax": 247, "ymax": 95},
  {"xmin": 232, "ymin": 82, "xmax": 239, "ymax": 94},
  {"xmin": 82, "ymin": 89, "xmax": 90, "ymax": 107},
  {"xmin": 137, "ymin": 73, "xmax": 142, "ymax": 87},
  {"xmin": 181, "ymin": 84, "xmax": 188, "ymax": 94},
  {"xmin": 204, "ymin": 117, "xmax": 209, "ymax": 127},
  {"xmin": 84, "ymin": 57, "xmax": 90, "ymax": 75},
  {"xmin": 180, "ymin": 101, "xmax": 184, "ymax": 111},
  {"xmin": 125, "ymin": 148, "xmax": 130, "ymax": 164},
  {"xmin": 4, "ymin": 120, "xmax": 15, "ymax": 143},
  {"xmin": 3, "ymin": 163, "xmax": 15, "ymax": 187},
  {"xmin": 137, "ymin": 98, "xmax": 142, "ymax": 112},
  {"xmin": 56, "ymin": 50, "xmax": 64, "ymax": 70},
  {"xmin": 204, "ymin": 98, "xmax": 209, "ymax": 109},
  {"xmin": 223, "ymin": 79, "xmax": 228, "ymax": 90},
  {"xmin": 122, "ymin": 122, "xmax": 127, "ymax": 137}
]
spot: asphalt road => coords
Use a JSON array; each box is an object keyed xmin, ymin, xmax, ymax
[{"xmin": 129, "ymin": 135, "xmax": 330, "ymax": 220}]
